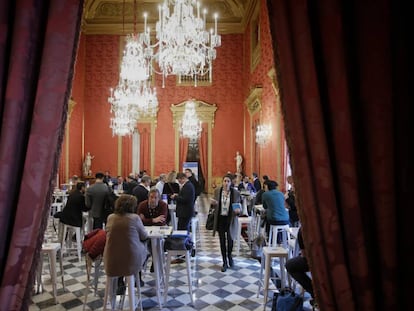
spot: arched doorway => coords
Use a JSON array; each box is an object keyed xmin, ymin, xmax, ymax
[{"xmin": 170, "ymin": 100, "xmax": 217, "ymax": 193}]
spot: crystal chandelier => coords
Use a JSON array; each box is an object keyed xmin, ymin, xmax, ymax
[
  {"xmin": 180, "ymin": 100, "xmax": 202, "ymax": 139},
  {"xmin": 120, "ymin": 33, "xmax": 152, "ymax": 82},
  {"xmin": 154, "ymin": 0, "xmax": 221, "ymax": 86},
  {"xmin": 108, "ymin": 33, "xmax": 158, "ymax": 136},
  {"xmin": 256, "ymin": 124, "xmax": 272, "ymax": 147}
]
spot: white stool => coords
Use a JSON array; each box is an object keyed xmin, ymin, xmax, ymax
[
  {"xmin": 37, "ymin": 243, "xmax": 65, "ymax": 304},
  {"xmin": 168, "ymin": 204, "xmax": 177, "ymax": 230},
  {"xmin": 268, "ymin": 224, "xmax": 290, "ymax": 248},
  {"xmin": 164, "ymin": 249, "xmax": 193, "ymax": 305},
  {"xmin": 190, "ymin": 217, "xmax": 200, "ymax": 256},
  {"xmin": 83, "ymin": 254, "xmax": 103, "ymax": 310},
  {"xmin": 257, "ymin": 246, "xmax": 289, "ymax": 308},
  {"xmin": 50, "ymin": 202, "xmax": 63, "ymax": 216},
  {"xmin": 103, "ymin": 273, "xmax": 142, "ymax": 311},
  {"xmin": 60, "ymin": 223, "xmax": 82, "ymax": 263},
  {"xmin": 236, "ymin": 216, "xmax": 252, "ymax": 255}
]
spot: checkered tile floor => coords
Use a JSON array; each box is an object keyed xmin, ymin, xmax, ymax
[{"xmin": 30, "ymin": 195, "xmax": 314, "ymax": 310}]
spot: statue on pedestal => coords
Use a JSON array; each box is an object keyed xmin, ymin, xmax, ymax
[
  {"xmin": 235, "ymin": 151, "xmax": 243, "ymax": 174},
  {"xmin": 83, "ymin": 152, "xmax": 95, "ymax": 176}
]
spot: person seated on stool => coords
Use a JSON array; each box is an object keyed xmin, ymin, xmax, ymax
[
  {"xmin": 58, "ymin": 182, "xmax": 88, "ymax": 241},
  {"xmin": 262, "ymin": 180, "xmax": 290, "ymax": 242},
  {"xmin": 285, "ymin": 227, "xmax": 316, "ymax": 307},
  {"xmin": 137, "ymin": 188, "xmax": 168, "ymax": 271},
  {"xmin": 211, "ymin": 174, "xmax": 241, "ymax": 272},
  {"xmin": 104, "ymin": 195, "xmax": 149, "ymax": 293}
]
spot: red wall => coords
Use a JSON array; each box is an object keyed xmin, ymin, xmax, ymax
[
  {"xmin": 63, "ymin": 0, "xmax": 287, "ymax": 189},
  {"xmin": 242, "ymin": 0, "xmax": 286, "ymax": 185},
  {"xmin": 76, "ymin": 33, "xmax": 245, "ymax": 179}
]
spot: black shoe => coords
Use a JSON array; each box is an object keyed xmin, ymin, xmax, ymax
[
  {"xmin": 116, "ymin": 285, "xmax": 126, "ymax": 295},
  {"xmin": 228, "ymin": 257, "xmax": 234, "ymax": 268},
  {"xmin": 221, "ymin": 264, "xmax": 228, "ymax": 272},
  {"xmin": 117, "ymin": 278, "xmax": 126, "ymax": 295},
  {"xmin": 171, "ymin": 258, "xmax": 185, "ymax": 264}
]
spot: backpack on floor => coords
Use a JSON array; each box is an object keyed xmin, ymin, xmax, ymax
[
  {"xmin": 272, "ymin": 288, "xmax": 304, "ymax": 311},
  {"xmin": 251, "ymin": 232, "xmax": 266, "ymax": 260}
]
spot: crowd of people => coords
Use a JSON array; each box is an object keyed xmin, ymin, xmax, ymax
[{"xmin": 56, "ymin": 167, "xmax": 314, "ymax": 306}]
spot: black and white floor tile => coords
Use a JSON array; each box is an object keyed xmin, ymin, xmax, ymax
[{"xmin": 30, "ymin": 195, "xmax": 314, "ymax": 310}]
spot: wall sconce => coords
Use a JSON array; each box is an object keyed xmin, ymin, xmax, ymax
[{"xmin": 256, "ymin": 124, "xmax": 272, "ymax": 147}]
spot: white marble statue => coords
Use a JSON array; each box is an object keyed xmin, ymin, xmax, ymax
[
  {"xmin": 83, "ymin": 152, "xmax": 95, "ymax": 176},
  {"xmin": 235, "ymin": 151, "xmax": 243, "ymax": 174}
]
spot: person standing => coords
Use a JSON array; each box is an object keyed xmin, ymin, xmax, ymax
[
  {"xmin": 162, "ymin": 171, "xmax": 180, "ymax": 204},
  {"xmin": 155, "ymin": 174, "xmax": 166, "ymax": 198},
  {"xmin": 104, "ymin": 195, "xmax": 149, "ymax": 290},
  {"xmin": 132, "ymin": 175, "xmax": 151, "ymax": 212},
  {"xmin": 170, "ymin": 172, "xmax": 195, "ymax": 232},
  {"xmin": 252, "ymin": 172, "xmax": 262, "ymax": 192},
  {"xmin": 85, "ymin": 172, "xmax": 110, "ymax": 230},
  {"xmin": 185, "ymin": 168, "xmax": 201, "ymax": 200},
  {"xmin": 124, "ymin": 174, "xmax": 138, "ymax": 195},
  {"xmin": 211, "ymin": 174, "xmax": 241, "ymax": 272}
]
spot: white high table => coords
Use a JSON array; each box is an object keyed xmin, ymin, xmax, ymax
[{"xmin": 146, "ymin": 226, "xmax": 172, "ymax": 309}]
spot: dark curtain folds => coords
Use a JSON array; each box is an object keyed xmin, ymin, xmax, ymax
[
  {"xmin": 138, "ymin": 127, "xmax": 150, "ymax": 172},
  {"xmin": 267, "ymin": 0, "xmax": 412, "ymax": 310},
  {"xmin": 198, "ymin": 123, "xmax": 207, "ymax": 192},
  {"xmin": 0, "ymin": 0, "xmax": 84, "ymax": 309},
  {"xmin": 179, "ymin": 137, "xmax": 189, "ymax": 170}
]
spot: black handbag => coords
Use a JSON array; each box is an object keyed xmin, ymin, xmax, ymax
[
  {"xmin": 205, "ymin": 206, "xmax": 215, "ymax": 230},
  {"xmin": 164, "ymin": 235, "xmax": 194, "ymax": 251}
]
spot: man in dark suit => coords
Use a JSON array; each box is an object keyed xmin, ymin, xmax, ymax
[
  {"xmin": 124, "ymin": 174, "xmax": 138, "ymax": 195},
  {"xmin": 132, "ymin": 175, "xmax": 151, "ymax": 212},
  {"xmin": 85, "ymin": 172, "xmax": 110, "ymax": 230},
  {"xmin": 171, "ymin": 172, "xmax": 195, "ymax": 232},
  {"xmin": 185, "ymin": 168, "xmax": 201, "ymax": 200},
  {"xmin": 252, "ymin": 172, "xmax": 262, "ymax": 192}
]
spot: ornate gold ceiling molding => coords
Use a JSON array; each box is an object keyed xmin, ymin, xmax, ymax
[
  {"xmin": 82, "ymin": 0, "xmax": 258, "ymax": 35},
  {"xmin": 245, "ymin": 86, "xmax": 263, "ymax": 116}
]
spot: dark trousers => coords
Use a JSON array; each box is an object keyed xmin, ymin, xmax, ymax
[
  {"xmin": 285, "ymin": 255, "xmax": 314, "ymax": 298},
  {"xmin": 93, "ymin": 217, "xmax": 104, "ymax": 230},
  {"xmin": 177, "ymin": 216, "xmax": 191, "ymax": 232},
  {"xmin": 218, "ymin": 229, "xmax": 233, "ymax": 264}
]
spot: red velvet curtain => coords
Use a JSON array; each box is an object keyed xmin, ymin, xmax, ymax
[
  {"xmin": 267, "ymin": 0, "xmax": 412, "ymax": 310},
  {"xmin": 179, "ymin": 137, "xmax": 189, "ymax": 170},
  {"xmin": 138, "ymin": 126, "xmax": 150, "ymax": 172},
  {"xmin": 198, "ymin": 123, "xmax": 207, "ymax": 191},
  {"xmin": 0, "ymin": 0, "xmax": 83, "ymax": 309}
]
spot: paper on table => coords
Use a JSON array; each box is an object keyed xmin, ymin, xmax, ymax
[{"xmin": 172, "ymin": 230, "xmax": 188, "ymax": 237}]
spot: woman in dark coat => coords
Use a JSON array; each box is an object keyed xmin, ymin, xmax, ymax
[
  {"xmin": 59, "ymin": 182, "xmax": 88, "ymax": 227},
  {"xmin": 211, "ymin": 174, "xmax": 241, "ymax": 272}
]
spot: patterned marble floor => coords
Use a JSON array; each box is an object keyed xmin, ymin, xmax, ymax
[{"xmin": 30, "ymin": 194, "xmax": 314, "ymax": 311}]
